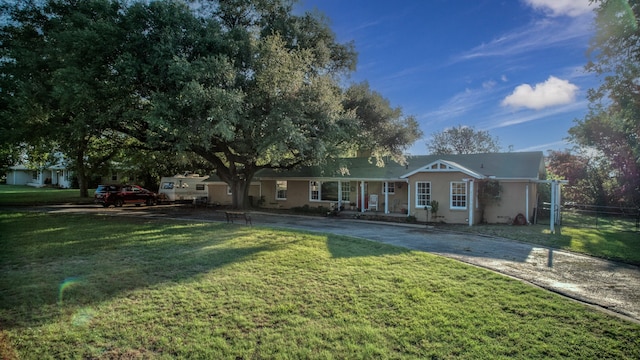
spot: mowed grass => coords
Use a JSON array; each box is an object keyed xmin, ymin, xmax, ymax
[
  {"xmin": 445, "ymin": 220, "xmax": 640, "ymax": 265},
  {"xmin": 0, "ymin": 185, "xmax": 95, "ymax": 206},
  {"xmin": 1, "ymin": 212, "xmax": 639, "ymax": 359}
]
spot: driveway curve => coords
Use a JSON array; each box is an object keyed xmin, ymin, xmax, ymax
[{"xmin": 31, "ymin": 205, "xmax": 640, "ymax": 323}]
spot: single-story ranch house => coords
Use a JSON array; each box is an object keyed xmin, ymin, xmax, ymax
[
  {"xmin": 6, "ymin": 164, "xmax": 73, "ymax": 188},
  {"xmin": 204, "ymin": 151, "xmax": 547, "ymax": 225}
]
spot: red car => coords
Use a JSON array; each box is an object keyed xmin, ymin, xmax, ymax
[{"xmin": 94, "ymin": 184, "xmax": 157, "ymax": 207}]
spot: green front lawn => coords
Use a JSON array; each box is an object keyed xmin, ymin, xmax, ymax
[
  {"xmin": 1, "ymin": 212, "xmax": 638, "ymax": 359},
  {"xmin": 0, "ymin": 185, "xmax": 94, "ymax": 206},
  {"xmin": 447, "ymin": 221, "xmax": 640, "ymax": 265}
]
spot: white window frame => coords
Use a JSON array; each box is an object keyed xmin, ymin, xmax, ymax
[
  {"xmin": 416, "ymin": 181, "xmax": 431, "ymax": 207},
  {"xmin": 341, "ymin": 181, "xmax": 350, "ymax": 202},
  {"xmin": 226, "ymin": 186, "xmax": 232, "ymax": 195},
  {"xmin": 309, "ymin": 181, "xmax": 320, "ymax": 201},
  {"xmin": 450, "ymin": 181, "xmax": 467, "ymax": 210},
  {"xmin": 276, "ymin": 180, "xmax": 287, "ymax": 200}
]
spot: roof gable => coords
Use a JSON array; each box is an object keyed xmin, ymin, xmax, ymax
[{"xmin": 401, "ymin": 159, "xmax": 484, "ymax": 179}]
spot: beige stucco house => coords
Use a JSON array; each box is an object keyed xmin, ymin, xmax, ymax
[{"xmin": 249, "ymin": 151, "xmax": 546, "ymax": 225}]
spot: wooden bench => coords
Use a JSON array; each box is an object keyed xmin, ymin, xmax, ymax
[{"xmin": 225, "ymin": 211, "xmax": 252, "ymax": 225}]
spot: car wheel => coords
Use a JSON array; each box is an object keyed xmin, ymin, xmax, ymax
[
  {"xmin": 102, "ymin": 204, "xmax": 109, "ymax": 208},
  {"xmin": 116, "ymin": 199, "xmax": 124, "ymax": 207}
]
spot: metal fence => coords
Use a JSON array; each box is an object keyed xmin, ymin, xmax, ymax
[{"xmin": 536, "ymin": 202, "xmax": 639, "ymax": 231}]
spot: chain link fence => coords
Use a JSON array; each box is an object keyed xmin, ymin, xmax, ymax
[{"xmin": 535, "ymin": 202, "xmax": 639, "ymax": 232}]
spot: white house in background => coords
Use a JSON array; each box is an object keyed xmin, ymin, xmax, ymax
[{"xmin": 6, "ymin": 154, "xmax": 73, "ymax": 188}]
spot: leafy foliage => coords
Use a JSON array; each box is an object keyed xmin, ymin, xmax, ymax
[
  {"xmin": 569, "ymin": 0, "xmax": 640, "ymax": 207},
  {"xmin": 546, "ymin": 150, "xmax": 615, "ymax": 206},
  {"xmin": 343, "ymin": 82, "xmax": 422, "ymax": 165},
  {"xmin": 2, "ymin": 0, "xmax": 420, "ymax": 206},
  {"xmin": 426, "ymin": 125, "xmax": 501, "ymax": 155}
]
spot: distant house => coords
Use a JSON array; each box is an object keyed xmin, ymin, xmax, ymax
[
  {"xmin": 251, "ymin": 151, "xmax": 546, "ymax": 225},
  {"xmin": 6, "ymin": 160, "xmax": 73, "ymax": 188}
]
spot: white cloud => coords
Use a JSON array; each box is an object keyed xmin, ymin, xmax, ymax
[
  {"xmin": 524, "ymin": 0, "xmax": 595, "ymax": 17},
  {"xmin": 501, "ymin": 75, "xmax": 508, "ymax": 82},
  {"xmin": 454, "ymin": 16, "xmax": 592, "ymax": 62},
  {"xmin": 421, "ymin": 87, "xmax": 489, "ymax": 123},
  {"xmin": 501, "ymin": 76, "xmax": 578, "ymax": 110},
  {"xmin": 517, "ymin": 140, "xmax": 570, "ymax": 152},
  {"xmin": 482, "ymin": 80, "xmax": 496, "ymax": 89}
]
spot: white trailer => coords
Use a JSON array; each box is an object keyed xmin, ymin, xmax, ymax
[{"xmin": 158, "ymin": 173, "xmax": 210, "ymax": 203}]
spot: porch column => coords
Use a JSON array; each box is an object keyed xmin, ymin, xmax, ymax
[
  {"xmin": 468, "ymin": 180, "xmax": 474, "ymax": 227},
  {"xmin": 384, "ymin": 181, "xmax": 389, "ymax": 214},
  {"xmin": 360, "ymin": 181, "xmax": 365, "ymax": 213},
  {"xmin": 525, "ymin": 184, "xmax": 529, "ymax": 224},
  {"xmin": 557, "ymin": 182, "xmax": 562, "ymax": 225},
  {"xmin": 338, "ymin": 181, "xmax": 342, "ymax": 210},
  {"xmin": 550, "ymin": 180, "xmax": 556, "ymax": 234},
  {"xmin": 407, "ymin": 182, "xmax": 411, "ymax": 216}
]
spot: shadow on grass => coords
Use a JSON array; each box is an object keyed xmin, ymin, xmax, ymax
[
  {"xmin": 325, "ymin": 235, "xmax": 411, "ymax": 258},
  {"xmin": 0, "ymin": 213, "xmax": 277, "ymax": 329}
]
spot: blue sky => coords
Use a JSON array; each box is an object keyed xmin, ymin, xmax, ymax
[{"xmin": 295, "ymin": 0, "xmax": 598, "ymax": 155}]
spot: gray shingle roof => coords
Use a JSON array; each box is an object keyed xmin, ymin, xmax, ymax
[{"xmin": 255, "ymin": 151, "xmax": 545, "ymax": 180}]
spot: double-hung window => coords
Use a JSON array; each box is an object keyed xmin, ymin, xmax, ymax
[
  {"xmin": 450, "ymin": 182, "xmax": 467, "ymax": 209},
  {"xmin": 309, "ymin": 181, "xmax": 320, "ymax": 201},
  {"xmin": 341, "ymin": 181, "xmax": 351, "ymax": 202},
  {"xmin": 416, "ymin": 181, "xmax": 431, "ymax": 207},
  {"xmin": 276, "ymin": 181, "xmax": 288, "ymax": 200}
]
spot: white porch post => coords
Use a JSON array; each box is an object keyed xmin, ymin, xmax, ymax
[
  {"xmin": 407, "ymin": 182, "xmax": 411, "ymax": 216},
  {"xmin": 557, "ymin": 182, "xmax": 562, "ymax": 225},
  {"xmin": 525, "ymin": 184, "xmax": 530, "ymax": 224},
  {"xmin": 338, "ymin": 181, "xmax": 342, "ymax": 210},
  {"xmin": 550, "ymin": 180, "xmax": 556, "ymax": 234},
  {"xmin": 468, "ymin": 180, "xmax": 474, "ymax": 226},
  {"xmin": 360, "ymin": 181, "xmax": 365, "ymax": 213},
  {"xmin": 384, "ymin": 181, "xmax": 389, "ymax": 214}
]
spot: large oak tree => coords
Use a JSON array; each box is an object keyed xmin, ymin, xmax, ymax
[{"xmin": 2, "ymin": 0, "xmax": 421, "ymax": 207}]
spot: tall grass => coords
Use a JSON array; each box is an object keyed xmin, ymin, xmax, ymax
[{"xmin": 1, "ymin": 212, "xmax": 639, "ymax": 359}]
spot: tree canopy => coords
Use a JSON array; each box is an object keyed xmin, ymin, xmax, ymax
[
  {"xmin": 1, "ymin": 0, "xmax": 421, "ymax": 207},
  {"xmin": 426, "ymin": 125, "xmax": 501, "ymax": 155},
  {"xmin": 569, "ymin": 0, "xmax": 640, "ymax": 206}
]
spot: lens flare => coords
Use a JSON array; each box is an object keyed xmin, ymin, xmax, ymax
[{"xmin": 58, "ymin": 277, "xmax": 83, "ymax": 305}]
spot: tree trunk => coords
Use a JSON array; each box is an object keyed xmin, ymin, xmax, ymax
[
  {"xmin": 75, "ymin": 151, "xmax": 89, "ymax": 198},
  {"xmin": 230, "ymin": 179, "xmax": 251, "ymax": 209}
]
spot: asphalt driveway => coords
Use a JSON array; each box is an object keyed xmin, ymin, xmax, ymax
[{"xmin": 38, "ymin": 204, "xmax": 640, "ymax": 323}]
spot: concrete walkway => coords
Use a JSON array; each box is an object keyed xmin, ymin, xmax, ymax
[{"xmin": 41, "ymin": 205, "xmax": 640, "ymax": 323}]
